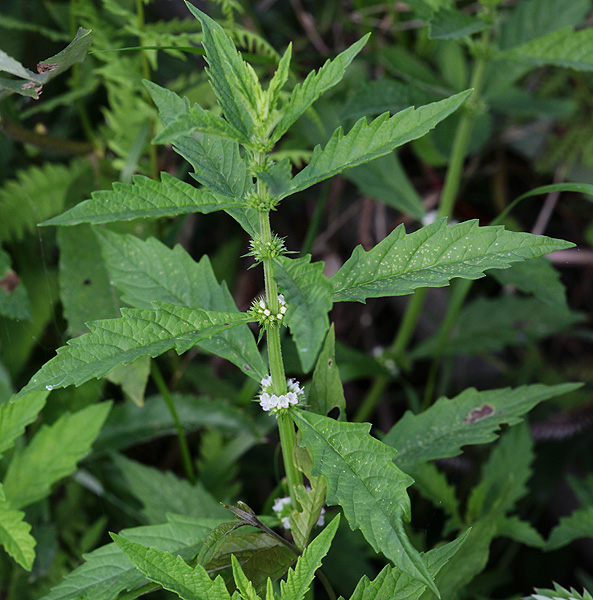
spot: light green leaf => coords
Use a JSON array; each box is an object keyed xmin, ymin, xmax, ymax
[
  {"xmin": 270, "ymin": 35, "xmax": 370, "ymax": 145},
  {"xmin": 58, "ymin": 226, "xmax": 119, "ymax": 336},
  {"xmin": 0, "ymin": 483, "xmax": 36, "ymax": 570},
  {"xmin": 42, "ymin": 173, "xmax": 237, "ymax": 227},
  {"xmin": 331, "ymin": 218, "xmax": 574, "ymax": 303},
  {"xmin": 0, "ymin": 159, "xmax": 90, "ymax": 242},
  {"xmin": 106, "ymin": 356, "xmax": 150, "ymax": 407},
  {"xmin": 383, "ymin": 383, "xmax": 578, "ymax": 472},
  {"xmin": 266, "ymin": 43, "xmax": 292, "ymax": 112},
  {"xmin": 496, "ymin": 515, "xmax": 544, "ymax": 548},
  {"xmin": 40, "ymin": 514, "xmax": 227, "ymax": 600},
  {"xmin": 18, "ymin": 304, "xmax": 253, "ymax": 396},
  {"xmin": 277, "ymin": 91, "xmax": 471, "ymax": 199},
  {"xmin": 546, "ymin": 505, "xmax": 593, "ymax": 550},
  {"xmin": 502, "ymin": 27, "xmax": 593, "ymax": 71},
  {"xmin": 428, "ymin": 7, "xmax": 489, "ymax": 40},
  {"xmin": 526, "ymin": 583, "xmax": 593, "ymax": 600},
  {"xmin": 498, "ymin": 0, "xmax": 591, "ymax": 50},
  {"xmin": 231, "ymin": 555, "xmax": 261, "ymax": 600},
  {"xmin": 350, "ymin": 531, "xmax": 469, "ymax": 600},
  {"xmin": 489, "ymin": 256, "xmax": 568, "ymax": 308},
  {"xmin": 291, "ymin": 410, "xmax": 438, "ymax": 596},
  {"xmin": 308, "ymin": 325, "xmax": 346, "ymax": 419},
  {"xmin": 280, "ymin": 514, "xmax": 340, "ymax": 600},
  {"xmin": 412, "ymin": 296, "xmax": 583, "ymax": 359},
  {"xmin": 112, "ymin": 533, "xmax": 232, "ymax": 600},
  {"xmin": 274, "ymin": 255, "xmax": 332, "ymax": 373},
  {"xmin": 113, "ymin": 454, "xmax": 228, "ymax": 523},
  {"xmin": 289, "ymin": 479, "xmax": 327, "ymax": 551},
  {"xmin": 3, "ymin": 402, "xmax": 111, "ymax": 509},
  {"xmin": 97, "ymin": 231, "xmax": 266, "ymax": 381},
  {"xmin": 185, "ymin": 3, "xmax": 262, "ymax": 140},
  {"xmin": 0, "ymin": 391, "xmax": 47, "ymax": 457},
  {"xmin": 345, "ymin": 152, "xmax": 426, "ymax": 219}
]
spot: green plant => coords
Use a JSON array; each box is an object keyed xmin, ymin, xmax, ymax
[{"xmin": 1, "ymin": 1, "xmax": 593, "ymax": 599}]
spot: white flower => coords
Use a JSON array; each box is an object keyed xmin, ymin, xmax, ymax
[{"xmin": 258, "ymin": 375, "xmax": 304, "ymax": 413}]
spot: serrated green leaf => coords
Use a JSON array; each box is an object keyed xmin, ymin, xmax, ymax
[
  {"xmin": 280, "ymin": 514, "xmax": 339, "ymax": 600},
  {"xmin": 274, "ymin": 255, "xmax": 332, "ymax": 372},
  {"xmin": 276, "ymin": 91, "xmax": 470, "ymax": 199},
  {"xmin": 232, "ymin": 554, "xmax": 261, "ymax": 600},
  {"xmin": 412, "ymin": 296, "xmax": 583, "ymax": 359},
  {"xmin": 428, "ymin": 7, "xmax": 489, "ymax": 40},
  {"xmin": 112, "ymin": 533, "xmax": 232, "ymax": 600},
  {"xmin": 289, "ymin": 479, "xmax": 327, "ymax": 551},
  {"xmin": 410, "ymin": 462, "xmax": 460, "ymax": 523},
  {"xmin": 291, "ymin": 410, "xmax": 438, "ymax": 596},
  {"xmin": 489, "ymin": 256, "xmax": 568, "ymax": 308},
  {"xmin": 308, "ymin": 325, "xmax": 346, "ymax": 419},
  {"xmin": 546, "ymin": 505, "xmax": 593, "ymax": 550},
  {"xmin": 97, "ymin": 231, "xmax": 266, "ymax": 381},
  {"xmin": 0, "ymin": 483, "xmax": 36, "ymax": 570},
  {"xmin": 496, "ymin": 515, "xmax": 544, "ymax": 548},
  {"xmin": 345, "ymin": 152, "xmax": 425, "ymax": 219},
  {"xmin": 42, "ymin": 173, "xmax": 237, "ymax": 227},
  {"xmin": 114, "ymin": 454, "xmax": 228, "ymax": 523},
  {"xmin": 527, "ymin": 583, "xmax": 593, "ymax": 600},
  {"xmin": 40, "ymin": 514, "xmax": 227, "ymax": 600},
  {"xmin": 466, "ymin": 424, "xmax": 533, "ymax": 521},
  {"xmin": 18, "ymin": 304, "xmax": 253, "ymax": 396},
  {"xmin": 270, "ymin": 35, "xmax": 369, "ymax": 145},
  {"xmin": 3, "ymin": 402, "xmax": 111, "ymax": 509},
  {"xmin": 331, "ymin": 218, "xmax": 574, "ymax": 303},
  {"xmin": 106, "ymin": 356, "xmax": 150, "ymax": 407},
  {"xmin": 0, "ymin": 247, "xmax": 32, "ymax": 321},
  {"xmin": 266, "ymin": 43, "xmax": 292, "ymax": 112},
  {"xmin": 58, "ymin": 225, "xmax": 119, "ymax": 336},
  {"xmin": 498, "ymin": 0, "xmax": 591, "ymax": 50},
  {"xmin": 0, "ymin": 160, "xmax": 90, "ymax": 242},
  {"xmin": 350, "ymin": 531, "xmax": 469, "ymax": 600},
  {"xmin": 503, "ymin": 26, "xmax": 593, "ymax": 71},
  {"xmin": 0, "ymin": 391, "xmax": 47, "ymax": 457},
  {"xmin": 383, "ymin": 383, "xmax": 578, "ymax": 472}
]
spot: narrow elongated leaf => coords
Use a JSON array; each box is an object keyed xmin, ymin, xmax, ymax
[
  {"xmin": 331, "ymin": 218, "xmax": 574, "ymax": 303},
  {"xmin": 112, "ymin": 533, "xmax": 232, "ymax": 600},
  {"xmin": 270, "ymin": 35, "xmax": 369, "ymax": 144},
  {"xmin": 350, "ymin": 531, "xmax": 469, "ymax": 600},
  {"xmin": 231, "ymin": 555, "xmax": 260, "ymax": 600},
  {"xmin": 291, "ymin": 409, "xmax": 438, "ymax": 596},
  {"xmin": 42, "ymin": 173, "xmax": 237, "ymax": 227},
  {"xmin": 276, "ymin": 91, "xmax": 471, "ymax": 200},
  {"xmin": 383, "ymin": 383, "xmax": 579, "ymax": 472},
  {"xmin": 18, "ymin": 304, "xmax": 253, "ymax": 396},
  {"xmin": 40, "ymin": 515, "xmax": 226, "ymax": 600},
  {"xmin": 0, "ymin": 391, "xmax": 47, "ymax": 457},
  {"xmin": 3, "ymin": 402, "xmax": 111, "ymax": 509},
  {"xmin": 546, "ymin": 506, "xmax": 593, "ymax": 550},
  {"xmin": 503, "ymin": 27, "xmax": 593, "ymax": 71},
  {"xmin": 496, "ymin": 515, "xmax": 544, "ymax": 548},
  {"xmin": 0, "ymin": 483, "xmax": 36, "ymax": 570},
  {"xmin": 289, "ymin": 480, "xmax": 327, "ymax": 550},
  {"xmin": 97, "ymin": 231, "xmax": 266, "ymax": 380},
  {"xmin": 274, "ymin": 255, "xmax": 332, "ymax": 372}
]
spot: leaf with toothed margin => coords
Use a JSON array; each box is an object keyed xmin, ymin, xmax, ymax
[
  {"xmin": 17, "ymin": 303, "xmax": 253, "ymax": 397},
  {"xmin": 291, "ymin": 409, "xmax": 439, "ymax": 596},
  {"xmin": 331, "ymin": 218, "xmax": 574, "ymax": 303},
  {"xmin": 40, "ymin": 173, "xmax": 237, "ymax": 227}
]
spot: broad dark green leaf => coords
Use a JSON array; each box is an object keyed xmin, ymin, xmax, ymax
[
  {"xmin": 0, "ymin": 483, "xmax": 36, "ymax": 571},
  {"xmin": 17, "ymin": 304, "xmax": 253, "ymax": 396},
  {"xmin": 97, "ymin": 231, "xmax": 266, "ymax": 380},
  {"xmin": 428, "ymin": 7, "xmax": 489, "ymax": 40},
  {"xmin": 3, "ymin": 402, "xmax": 111, "ymax": 509},
  {"xmin": 308, "ymin": 325, "xmax": 346, "ymax": 419},
  {"xmin": 40, "ymin": 515, "xmax": 227, "ymax": 600},
  {"xmin": 113, "ymin": 533, "xmax": 232, "ymax": 600},
  {"xmin": 276, "ymin": 91, "xmax": 471, "ymax": 200},
  {"xmin": 0, "ymin": 391, "xmax": 47, "ymax": 457},
  {"xmin": 410, "ymin": 462, "xmax": 461, "ymax": 523},
  {"xmin": 496, "ymin": 515, "xmax": 544, "ymax": 548},
  {"xmin": 274, "ymin": 255, "xmax": 333, "ymax": 372},
  {"xmin": 42, "ymin": 173, "xmax": 237, "ymax": 227},
  {"xmin": 292, "ymin": 409, "xmax": 438, "ymax": 596},
  {"xmin": 383, "ymin": 383, "xmax": 578, "ymax": 472},
  {"xmin": 331, "ymin": 218, "xmax": 574, "ymax": 303},
  {"xmin": 546, "ymin": 506, "xmax": 593, "ymax": 550}
]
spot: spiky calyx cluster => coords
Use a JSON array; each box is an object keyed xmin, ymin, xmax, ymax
[
  {"xmin": 247, "ymin": 234, "xmax": 286, "ymax": 263},
  {"xmin": 248, "ymin": 294, "xmax": 287, "ymax": 328},
  {"xmin": 245, "ymin": 190, "xmax": 279, "ymax": 213}
]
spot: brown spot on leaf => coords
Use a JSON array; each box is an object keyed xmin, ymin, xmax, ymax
[
  {"xmin": 37, "ymin": 62, "xmax": 58, "ymax": 74},
  {"xmin": 0, "ymin": 270, "xmax": 19, "ymax": 294},
  {"xmin": 464, "ymin": 403, "xmax": 495, "ymax": 424}
]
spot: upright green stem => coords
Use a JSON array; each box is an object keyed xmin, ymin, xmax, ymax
[
  {"xmin": 355, "ymin": 30, "xmax": 492, "ymax": 421},
  {"xmin": 151, "ymin": 362, "xmax": 197, "ymax": 484}
]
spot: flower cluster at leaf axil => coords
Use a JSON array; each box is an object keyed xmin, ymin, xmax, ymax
[
  {"xmin": 272, "ymin": 494, "xmax": 325, "ymax": 530},
  {"xmin": 258, "ymin": 375, "xmax": 304, "ymax": 412},
  {"xmin": 248, "ymin": 294, "xmax": 288, "ymax": 327}
]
